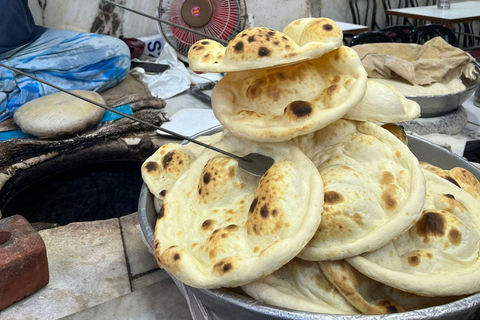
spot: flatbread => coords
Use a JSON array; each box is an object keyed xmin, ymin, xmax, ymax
[
  {"xmin": 141, "ymin": 133, "xmax": 223, "ymax": 200},
  {"xmin": 14, "ymin": 90, "xmax": 105, "ymax": 139},
  {"xmin": 420, "ymin": 162, "xmax": 480, "ymax": 200},
  {"xmin": 212, "ymin": 46, "xmax": 367, "ymax": 142},
  {"xmin": 242, "ymin": 258, "xmax": 359, "ymax": 314},
  {"xmin": 347, "ymin": 169, "xmax": 480, "ymax": 296},
  {"xmin": 293, "ymin": 120, "xmax": 425, "ymax": 260},
  {"xmin": 343, "ymin": 80, "xmax": 420, "ymax": 122},
  {"xmin": 319, "ymin": 260, "xmax": 459, "ymax": 314},
  {"xmin": 153, "ymin": 134, "xmax": 323, "ymax": 289},
  {"xmin": 187, "ymin": 18, "xmax": 343, "ymax": 73},
  {"xmin": 381, "ymin": 123, "xmax": 408, "ymax": 145}
]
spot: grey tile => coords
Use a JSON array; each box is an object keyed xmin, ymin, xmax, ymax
[
  {"xmin": 60, "ymin": 278, "xmax": 193, "ymax": 320},
  {"xmin": 120, "ymin": 212, "xmax": 159, "ymax": 277},
  {"xmin": 1, "ymin": 218, "xmax": 130, "ymax": 320},
  {"xmin": 132, "ymin": 269, "xmax": 171, "ymax": 291}
]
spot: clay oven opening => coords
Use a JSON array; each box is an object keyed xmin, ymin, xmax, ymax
[
  {"xmin": 0, "ymin": 134, "xmax": 161, "ymax": 226},
  {"xmin": 1, "ymin": 161, "xmax": 143, "ymax": 226}
]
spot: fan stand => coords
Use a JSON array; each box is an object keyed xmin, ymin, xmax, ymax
[{"xmin": 181, "ymin": 0, "xmax": 213, "ymax": 28}]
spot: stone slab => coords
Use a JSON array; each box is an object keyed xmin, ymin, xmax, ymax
[
  {"xmin": 132, "ymin": 269, "xmax": 170, "ymax": 291},
  {"xmin": 120, "ymin": 212, "xmax": 159, "ymax": 277},
  {"xmin": 60, "ymin": 278, "xmax": 193, "ymax": 320},
  {"xmin": 0, "ymin": 218, "xmax": 130, "ymax": 320},
  {"xmin": 398, "ymin": 106, "xmax": 468, "ymax": 135},
  {"xmin": 0, "ymin": 215, "xmax": 49, "ymax": 311}
]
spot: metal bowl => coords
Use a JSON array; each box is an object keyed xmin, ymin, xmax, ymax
[
  {"xmin": 405, "ymin": 64, "xmax": 480, "ymax": 118},
  {"xmin": 138, "ymin": 129, "xmax": 480, "ymax": 320}
]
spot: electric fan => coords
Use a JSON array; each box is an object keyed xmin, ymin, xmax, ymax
[{"xmin": 157, "ymin": 0, "xmax": 247, "ymax": 62}]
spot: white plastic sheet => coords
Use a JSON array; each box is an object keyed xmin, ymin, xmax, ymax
[{"xmin": 131, "ymin": 42, "xmax": 222, "ymax": 100}]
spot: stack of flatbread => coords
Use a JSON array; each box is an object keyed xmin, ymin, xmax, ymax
[{"xmin": 141, "ymin": 17, "xmax": 480, "ymax": 316}]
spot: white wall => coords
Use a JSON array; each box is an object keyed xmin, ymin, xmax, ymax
[
  {"xmin": 28, "ymin": 0, "xmax": 322, "ymax": 37},
  {"xmin": 246, "ymin": 0, "xmax": 312, "ymax": 31}
]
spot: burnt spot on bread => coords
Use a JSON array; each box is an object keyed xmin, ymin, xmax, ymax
[
  {"xmin": 225, "ymin": 224, "xmax": 238, "ymax": 231},
  {"xmin": 444, "ymin": 193, "xmax": 455, "ymax": 199},
  {"xmin": 285, "ymin": 101, "xmax": 313, "ymax": 118},
  {"xmin": 408, "ymin": 255, "xmax": 420, "ymax": 266},
  {"xmin": 202, "ymin": 219, "xmax": 214, "ymax": 231},
  {"xmin": 159, "ymin": 190, "xmax": 166, "ymax": 197},
  {"xmin": 324, "ymin": 191, "xmax": 344, "ymax": 205},
  {"xmin": 249, "ymin": 197, "xmax": 259, "ymax": 213},
  {"xmin": 195, "ymin": 45, "xmax": 205, "ymax": 51},
  {"xmin": 213, "ymin": 258, "xmax": 235, "ymax": 275},
  {"xmin": 234, "ymin": 41, "xmax": 244, "ymax": 52},
  {"xmin": 327, "ymin": 84, "xmax": 339, "ymax": 95},
  {"xmin": 448, "ymin": 227, "xmax": 462, "ymax": 246},
  {"xmin": 162, "ymin": 151, "xmax": 174, "ymax": 169},
  {"xmin": 381, "ymin": 184, "xmax": 398, "ymax": 211},
  {"xmin": 260, "ymin": 204, "xmax": 269, "ymax": 218},
  {"xmin": 248, "ymin": 35, "xmax": 255, "ymax": 43},
  {"xmin": 380, "ymin": 171, "xmax": 395, "ymax": 185},
  {"xmin": 323, "ymin": 23, "xmax": 333, "ymax": 31},
  {"xmin": 203, "ymin": 172, "xmax": 211, "ymax": 184},
  {"xmin": 416, "ymin": 211, "xmax": 446, "ymax": 243},
  {"xmin": 258, "ymin": 47, "xmax": 271, "ymax": 57},
  {"xmin": 144, "ymin": 161, "xmax": 159, "ymax": 173},
  {"xmin": 201, "ymin": 41, "xmax": 209, "ymax": 45},
  {"xmin": 173, "ymin": 253, "xmax": 181, "ymax": 261},
  {"xmin": 444, "ymin": 176, "xmax": 461, "ymax": 188}
]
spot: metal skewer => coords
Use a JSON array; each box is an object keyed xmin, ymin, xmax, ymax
[
  {"xmin": 101, "ymin": 0, "xmax": 229, "ymax": 46},
  {"xmin": 0, "ymin": 63, "xmax": 275, "ymax": 176}
]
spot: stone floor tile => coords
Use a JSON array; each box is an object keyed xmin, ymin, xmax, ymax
[
  {"xmin": 132, "ymin": 269, "xmax": 171, "ymax": 291},
  {"xmin": 0, "ymin": 218, "xmax": 130, "ymax": 320},
  {"xmin": 120, "ymin": 212, "xmax": 158, "ymax": 277},
  {"xmin": 60, "ymin": 278, "xmax": 192, "ymax": 320}
]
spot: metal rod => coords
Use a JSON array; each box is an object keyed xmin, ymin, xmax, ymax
[
  {"xmin": 0, "ymin": 63, "xmax": 246, "ymax": 162},
  {"xmin": 101, "ymin": 0, "xmax": 229, "ymax": 46}
]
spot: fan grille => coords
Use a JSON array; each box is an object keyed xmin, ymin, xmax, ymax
[{"xmin": 158, "ymin": 0, "xmax": 247, "ymax": 61}]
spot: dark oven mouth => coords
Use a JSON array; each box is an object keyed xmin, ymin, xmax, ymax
[{"xmin": 1, "ymin": 159, "xmax": 144, "ymax": 226}]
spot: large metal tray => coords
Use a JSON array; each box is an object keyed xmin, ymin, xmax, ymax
[
  {"xmin": 138, "ymin": 127, "xmax": 480, "ymax": 320},
  {"xmin": 405, "ymin": 64, "xmax": 480, "ymax": 118}
]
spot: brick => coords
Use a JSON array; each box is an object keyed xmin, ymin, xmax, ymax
[{"xmin": 0, "ymin": 215, "xmax": 49, "ymax": 311}]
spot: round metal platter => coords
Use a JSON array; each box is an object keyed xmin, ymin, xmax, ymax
[{"xmin": 138, "ymin": 127, "xmax": 480, "ymax": 320}]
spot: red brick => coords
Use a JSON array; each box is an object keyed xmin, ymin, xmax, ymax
[{"xmin": 0, "ymin": 215, "xmax": 49, "ymax": 311}]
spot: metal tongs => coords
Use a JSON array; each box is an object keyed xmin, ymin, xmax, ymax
[{"xmin": 0, "ymin": 63, "xmax": 274, "ymax": 176}]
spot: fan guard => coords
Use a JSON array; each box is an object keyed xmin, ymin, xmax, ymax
[{"xmin": 158, "ymin": 0, "xmax": 247, "ymax": 62}]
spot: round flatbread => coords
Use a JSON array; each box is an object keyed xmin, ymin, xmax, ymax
[
  {"xmin": 293, "ymin": 120, "xmax": 425, "ymax": 260},
  {"xmin": 212, "ymin": 46, "xmax": 367, "ymax": 142},
  {"xmin": 187, "ymin": 19, "xmax": 343, "ymax": 73},
  {"xmin": 141, "ymin": 133, "xmax": 224, "ymax": 200},
  {"xmin": 242, "ymin": 258, "xmax": 358, "ymax": 314},
  {"xmin": 347, "ymin": 168, "xmax": 480, "ymax": 296},
  {"xmin": 14, "ymin": 90, "xmax": 105, "ymax": 139},
  {"xmin": 420, "ymin": 162, "xmax": 480, "ymax": 200},
  {"xmin": 153, "ymin": 134, "xmax": 323, "ymax": 289},
  {"xmin": 319, "ymin": 260, "xmax": 459, "ymax": 315},
  {"xmin": 343, "ymin": 80, "xmax": 420, "ymax": 122}
]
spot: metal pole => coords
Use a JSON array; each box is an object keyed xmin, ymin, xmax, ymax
[{"xmin": 0, "ymin": 63, "xmax": 246, "ymax": 161}]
